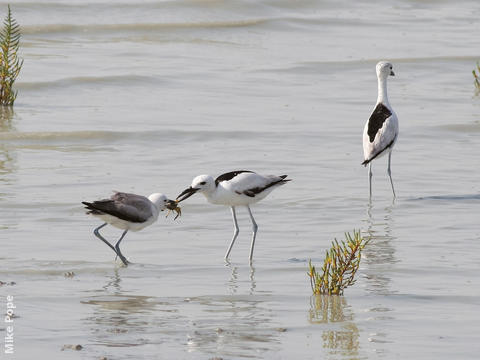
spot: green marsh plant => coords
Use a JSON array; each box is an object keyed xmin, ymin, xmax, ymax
[
  {"xmin": 308, "ymin": 230, "xmax": 369, "ymax": 296},
  {"xmin": 0, "ymin": 5, "xmax": 22, "ymax": 106},
  {"xmin": 474, "ymin": 62, "xmax": 480, "ymax": 93}
]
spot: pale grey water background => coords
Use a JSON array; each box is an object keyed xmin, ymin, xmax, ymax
[{"xmin": 0, "ymin": 0, "xmax": 479, "ymax": 359}]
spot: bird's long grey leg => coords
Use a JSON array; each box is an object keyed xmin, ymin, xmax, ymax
[
  {"xmin": 114, "ymin": 230, "xmax": 130, "ymax": 266},
  {"xmin": 246, "ymin": 205, "xmax": 258, "ymax": 262},
  {"xmin": 94, "ymin": 223, "xmax": 118, "ymax": 255},
  {"xmin": 368, "ymin": 162, "xmax": 373, "ymax": 199},
  {"xmin": 387, "ymin": 150, "xmax": 396, "ymax": 198},
  {"xmin": 224, "ymin": 206, "xmax": 239, "ymax": 260}
]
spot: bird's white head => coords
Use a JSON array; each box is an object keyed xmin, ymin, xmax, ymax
[
  {"xmin": 191, "ymin": 175, "xmax": 215, "ymax": 193},
  {"xmin": 376, "ymin": 61, "xmax": 395, "ymax": 79},
  {"xmin": 148, "ymin": 193, "xmax": 169, "ymax": 211},
  {"xmin": 176, "ymin": 175, "xmax": 215, "ymax": 202}
]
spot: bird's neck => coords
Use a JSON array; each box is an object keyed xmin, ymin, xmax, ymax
[
  {"xmin": 201, "ymin": 188, "xmax": 219, "ymax": 204},
  {"xmin": 151, "ymin": 204, "xmax": 161, "ymax": 218},
  {"xmin": 377, "ymin": 76, "xmax": 389, "ymax": 106}
]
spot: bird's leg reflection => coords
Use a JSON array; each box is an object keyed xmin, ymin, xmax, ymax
[
  {"xmin": 361, "ymin": 202, "xmax": 397, "ymax": 346},
  {"xmin": 363, "ymin": 201, "xmax": 397, "ymax": 295},
  {"xmin": 225, "ymin": 263, "xmax": 256, "ymax": 295},
  {"xmin": 249, "ymin": 265, "xmax": 256, "ymax": 295},
  {"xmin": 227, "ymin": 265, "xmax": 238, "ymax": 295},
  {"xmin": 102, "ymin": 268, "xmax": 122, "ymax": 293},
  {"xmin": 83, "ymin": 269, "xmax": 158, "ymax": 343}
]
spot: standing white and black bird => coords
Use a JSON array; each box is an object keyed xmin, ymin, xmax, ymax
[
  {"xmin": 362, "ymin": 61, "xmax": 399, "ymax": 198},
  {"xmin": 176, "ymin": 170, "xmax": 291, "ymax": 262},
  {"xmin": 82, "ymin": 192, "xmax": 178, "ymax": 265}
]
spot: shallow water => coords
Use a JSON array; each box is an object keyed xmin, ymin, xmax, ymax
[{"xmin": 1, "ymin": 0, "xmax": 480, "ymax": 359}]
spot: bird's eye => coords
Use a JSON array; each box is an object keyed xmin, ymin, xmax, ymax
[
  {"xmin": 390, "ymin": 66, "xmax": 392, "ymax": 69},
  {"xmin": 199, "ymin": 181, "xmax": 206, "ymax": 185}
]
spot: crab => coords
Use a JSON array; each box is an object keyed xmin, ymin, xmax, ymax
[{"xmin": 165, "ymin": 200, "xmax": 182, "ymax": 220}]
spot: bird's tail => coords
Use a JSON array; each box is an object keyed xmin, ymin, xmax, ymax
[
  {"xmin": 279, "ymin": 175, "xmax": 292, "ymax": 183},
  {"xmin": 362, "ymin": 137, "xmax": 396, "ymax": 167},
  {"xmin": 82, "ymin": 201, "xmax": 103, "ymax": 215}
]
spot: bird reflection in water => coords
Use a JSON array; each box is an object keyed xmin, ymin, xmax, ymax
[
  {"xmin": 361, "ymin": 201, "xmax": 397, "ymax": 346},
  {"xmin": 81, "ymin": 269, "xmax": 160, "ymax": 348},
  {"xmin": 226, "ymin": 262, "xmax": 256, "ymax": 295},
  {"xmin": 102, "ymin": 268, "xmax": 122, "ymax": 293},
  {"xmin": 184, "ymin": 264, "xmax": 277, "ymax": 357},
  {"xmin": 363, "ymin": 201, "xmax": 398, "ymax": 295},
  {"xmin": 309, "ymin": 294, "xmax": 360, "ymax": 358}
]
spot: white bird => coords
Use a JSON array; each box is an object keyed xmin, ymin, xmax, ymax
[
  {"xmin": 82, "ymin": 192, "xmax": 177, "ymax": 265},
  {"xmin": 362, "ymin": 61, "xmax": 399, "ymax": 198},
  {"xmin": 176, "ymin": 170, "xmax": 291, "ymax": 262}
]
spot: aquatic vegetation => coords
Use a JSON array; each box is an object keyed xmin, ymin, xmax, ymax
[
  {"xmin": 308, "ymin": 230, "xmax": 369, "ymax": 295},
  {"xmin": 0, "ymin": 5, "xmax": 23, "ymax": 106},
  {"xmin": 474, "ymin": 62, "xmax": 480, "ymax": 93}
]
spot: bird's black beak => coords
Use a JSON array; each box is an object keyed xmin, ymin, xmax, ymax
[
  {"xmin": 176, "ymin": 187, "xmax": 199, "ymax": 203},
  {"xmin": 390, "ymin": 70, "xmax": 395, "ymax": 76}
]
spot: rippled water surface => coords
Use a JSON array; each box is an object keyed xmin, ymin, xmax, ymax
[{"xmin": 1, "ymin": 0, "xmax": 480, "ymax": 359}]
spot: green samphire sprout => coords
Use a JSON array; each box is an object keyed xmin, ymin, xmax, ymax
[
  {"xmin": 308, "ymin": 230, "xmax": 369, "ymax": 296},
  {"xmin": 0, "ymin": 5, "xmax": 23, "ymax": 106},
  {"xmin": 474, "ymin": 62, "xmax": 480, "ymax": 93}
]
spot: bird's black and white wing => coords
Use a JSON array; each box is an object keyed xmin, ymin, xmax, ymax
[
  {"xmin": 216, "ymin": 171, "xmax": 290, "ymax": 198},
  {"xmin": 82, "ymin": 192, "xmax": 153, "ymax": 223},
  {"xmin": 214, "ymin": 170, "xmax": 254, "ymax": 186},
  {"xmin": 362, "ymin": 103, "xmax": 398, "ymax": 165}
]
